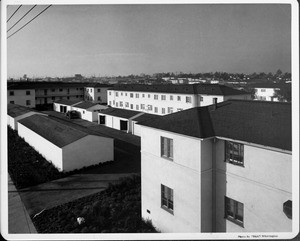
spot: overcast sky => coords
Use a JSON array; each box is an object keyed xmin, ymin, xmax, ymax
[{"xmin": 7, "ymin": 4, "xmax": 291, "ymax": 78}]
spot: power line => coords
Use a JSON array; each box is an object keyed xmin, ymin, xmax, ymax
[
  {"xmin": 7, "ymin": 5, "xmax": 22, "ymax": 23},
  {"xmin": 7, "ymin": 5, "xmax": 52, "ymax": 39},
  {"xmin": 7, "ymin": 5, "xmax": 37, "ymax": 32}
]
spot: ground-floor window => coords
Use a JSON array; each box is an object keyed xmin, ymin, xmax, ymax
[
  {"xmin": 224, "ymin": 196, "xmax": 244, "ymax": 227},
  {"xmin": 161, "ymin": 184, "xmax": 174, "ymax": 214}
]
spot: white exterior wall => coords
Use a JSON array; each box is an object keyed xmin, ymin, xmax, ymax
[
  {"xmin": 254, "ymin": 88, "xmax": 279, "ymax": 102},
  {"xmin": 17, "ymin": 122, "xmax": 63, "ymax": 171},
  {"xmin": 85, "ymin": 87, "xmax": 110, "ymax": 103},
  {"xmin": 108, "ymin": 90, "xmax": 195, "ymax": 115},
  {"xmin": 8, "ymin": 89, "xmax": 35, "ymax": 108},
  {"xmin": 99, "ymin": 114, "xmax": 130, "ymax": 132},
  {"xmin": 7, "ymin": 115, "xmax": 16, "ymax": 130},
  {"xmin": 53, "ymin": 103, "xmax": 73, "ymax": 113},
  {"xmin": 141, "ymin": 126, "xmax": 204, "ymax": 233},
  {"xmin": 62, "ymin": 135, "xmax": 113, "ymax": 172},
  {"xmin": 215, "ymin": 139, "xmax": 292, "ymax": 232},
  {"xmin": 71, "ymin": 105, "xmax": 101, "ymax": 122},
  {"xmin": 132, "ymin": 121, "xmax": 141, "ymax": 136}
]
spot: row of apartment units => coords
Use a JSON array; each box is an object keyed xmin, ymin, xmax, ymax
[{"xmin": 7, "ymin": 82, "xmax": 112, "ymax": 108}]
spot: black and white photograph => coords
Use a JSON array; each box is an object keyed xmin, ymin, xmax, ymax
[{"xmin": 1, "ymin": 0, "xmax": 298, "ymax": 240}]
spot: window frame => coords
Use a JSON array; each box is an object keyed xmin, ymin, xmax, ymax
[
  {"xmin": 225, "ymin": 141, "xmax": 244, "ymax": 167},
  {"xmin": 161, "ymin": 184, "xmax": 174, "ymax": 214},
  {"xmin": 161, "ymin": 136, "xmax": 173, "ymax": 160},
  {"xmin": 224, "ymin": 196, "xmax": 244, "ymax": 227}
]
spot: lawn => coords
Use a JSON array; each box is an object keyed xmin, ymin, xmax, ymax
[
  {"xmin": 32, "ymin": 175, "xmax": 158, "ymax": 233},
  {"xmin": 8, "ymin": 127, "xmax": 65, "ymax": 189}
]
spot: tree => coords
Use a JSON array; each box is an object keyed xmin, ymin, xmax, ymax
[{"xmin": 274, "ymin": 85, "xmax": 291, "ymax": 102}]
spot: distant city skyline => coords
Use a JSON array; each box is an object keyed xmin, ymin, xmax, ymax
[{"xmin": 7, "ymin": 4, "xmax": 291, "ymax": 78}]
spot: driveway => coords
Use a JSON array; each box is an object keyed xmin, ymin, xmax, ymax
[{"xmin": 18, "ymin": 173, "xmax": 135, "ymax": 218}]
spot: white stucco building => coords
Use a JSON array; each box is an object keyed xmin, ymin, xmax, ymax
[
  {"xmin": 53, "ymin": 99, "xmax": 82, "ymax": 113},
  {"xmin": 84, "ymin": 83, "xmax": 113, "ymax": 104},
  {"xmin": 253, "ymin": 83, "xmax": 291, "ymax": 102},
  {"xmin": 107, "ymin": 84, "xmax": 251, "ymax": 115},
  {"xmin": 139, "ymin": 100, "xmax": 292, "ymax": 233},
  {"xmin": 17, "ymin": 114, "xmax": 114, "ymax": 172},
  {"xmin": 7, "ymin": 104, "xmax": 46, "ymax": 130}
]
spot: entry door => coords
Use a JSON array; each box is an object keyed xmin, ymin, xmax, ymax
[
  {"xmin": 99, "ymin": 115, "xmax": 106, "ymax": 124},
  {"xmin": 120, "ymin": 120, "xmax": 128, "ymax": 131}
]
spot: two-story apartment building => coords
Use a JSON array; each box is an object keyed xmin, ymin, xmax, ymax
[
  {"xmin": 7, "ymin": 82, "xmax": 88, "ymax": 108},
  {"xmin": 107, "ymin": 84, "xmax": 251, "ymax": 115},
  {"xmin": 253, "ymin": 83, "xmax": 291, "ymax": 102},
  {"xmin": 84, "ymin": 83, "xmax": 113, "ymax": 104},
  {"xmin": 7, "ymin": 87, "xmax": 35, "ymax": 108},
  {"xmin": 139, "ymin": 100, "xmax": 292, "ymax": 233}
]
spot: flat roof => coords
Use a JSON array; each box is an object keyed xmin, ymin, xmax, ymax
[
  {"xmin": 19, "ymin": 115, "xmax": 91, "ymax": 147},
  {"xmin": 100, "ymin": 108, "xmax": 141, "ymax": 119},
  {"xmin": 139, "ymin": 100, "xmax": 291, "ymax": 151},
  {"xmin": 54, "ymin": 99, "xmax": 82, "ymax": 105},
  {"xmin": 7, "ymin": 82, "xmax": 87, "ymax": 90},
  {"xmin": 73, "ymin": 101, "xmax": 99, "ymax": 109},
  {"xmin": 8, "ymin": 104, "xmax": 36, "ymax": 117}
]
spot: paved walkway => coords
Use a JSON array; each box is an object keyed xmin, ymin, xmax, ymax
[
  {"xmin": 18, "ymin": 173, "xmax": 135, "ymax": 217},
  {"xmin": 8, "ymin": 174, "xmax": 37, "ymax": 233}
]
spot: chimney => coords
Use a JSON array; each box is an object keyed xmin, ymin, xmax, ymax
[{"xmin": 213, "ymin": 98, "xmax": 218, "ymax": 110}]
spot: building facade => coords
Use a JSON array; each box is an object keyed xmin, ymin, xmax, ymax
[
  {"xmin": 139, "ymin": 100, "xmax": 292, "ymax": 233},
  {"xmin": 84, "ymin": 83, "xmax": 113, "ymax": 104},
  {"xmin": 7, "ymin": 88, "xmax": 35, "ymax": 108},
  {"xmin": 107, "ymin": 84, "xmax": 251, "ymax": 115}
]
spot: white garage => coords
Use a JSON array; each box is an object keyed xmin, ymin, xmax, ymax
[{"xmin": 17, "ymin": 114, "xmax": 114, "ymax": 172}]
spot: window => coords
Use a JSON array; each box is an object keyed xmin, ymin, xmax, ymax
[
  {"xmin": 170, "ymin": 95, "xmax": 173, "ymax": 100},
  {"xmin": 142, "ymin": 94, "xmax": 145, "ymax": 98},
  {"xmin": 59, "ymin": 89, "xmax": 63, "ymax": 92},
  {"xmin": 67, "ymin": 97, "xmax": 70, "ymax": 100},
  {"xmin": 168, "ymin": 107, "xmax": 173, "ymax": 114},
  {"xmin": 261, "ymin": 89, "xmax": 266, "ymax": 92},
  {"xmin": 125, "ymin": 102, "xmax": 129, "ymax": 107},
  {"xmin": 136, "ymin": 105, "xmax": 139, "ymax": 110},
  {"xmin": 161, "ymin": 95, "xmax": 166, "ymax": 100},
  {"xmin": 161, "ymin": 136, "xmax": 173, "ymax": 159},
  {"xmin": 9, "ymin": 91, "xmax": 14, "ymax": 96},
  {"xmin": 162, "ymin": 108, "xmax": 165, "ymax": 114},
  {"xmin": 186, "ymin": 96, "xmax": 191, "ymax": 103},
  {"xmin": 98, "ymin": 97, "xmax": 101, "ymax": 101},
  {"xmin": 148, "ymin": 105, "xmax": 153, "ymax": 111},
  {"xmin": 154, "ymin": 94, "xmax": 158, "ymax": 100},
  {"xmin": 148, "ymin": 94, "xmax": 150, "ymax": 98},
  {"xmin": 225, "ymin": 196, "xmax": 244, "ymax": 227},
  {"xmin": 26, "ymin": 100, "xmax": 31, "ymax": 106},
  {"xmin": 141, "ymin": 104, "xmax": 145, "ymax": 110},
  {"xmin": 116, "ymin": 102, "xmax": 118, "ymax": 107},
  {"xmin": 116, "ymin": 92, "xmax": 119, "ymax": 97},
  {"xmin": 225, "ymin": 141, "xmax": 244, "ymax": 166},
  {"xmin": 26, "ymin": 90, "xmax": 31, "ymax": 95},
  {"xmin": 113, "ymin": 100, "xmax": 115, "ymax": 105},
  {"xmin": 10, "ymin": 101, "xmax": 14, "ymax": 104},
  {"xmin": 120, "ymin": 101, "xmax": 123, "ymax": 107},
  {"xmin": 200, "ymin": 96, "xmax": 203, "ymax": 102},
  {"xmin": 121, "ymin": 92, "xmax": 123, "ymax": 96},
  {"xmin": 130, "ymin": 104, "xmax": 133, "ymax": 109},
  {"xmin": 97, "ymin": 89, "xmax": 101, "ymax": 92},
  {"xmin": 109, "ymin": 91, "xmax": 111, "ymax": 95},
  {"xmin": 136, "ymin": 93, "xmax": 139, "ymax": 98},
  {"xmin": 154, "ymin": 107, "xmax": 158, "ymax": 113},
  {"xmin": 161, "ymin": 184, "xmax": 174, "ymax": 214},
  {"xmin": 125, "ymin": 93, "xmax": 127, "ymax": 96},
  {"xmin": 52, "ymin": 97, "xmax": 55, "ymax": 100},
  {"xmin": 130, "ymin": 93, "xmax": 134, "ymax": 98},
  {"xmin": 109, "ymin": 101, "xmax": 112, "ymax": 106},
  {"xmin": 177, "ymin": 96, "xmax": 181, "ymax": 101}
]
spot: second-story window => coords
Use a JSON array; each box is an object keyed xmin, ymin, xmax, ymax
[
  {"xmin": 26, "ymin": 90, "xmax": 31, "ymax": 95},
  {"xmin": 136, "ymin": 93, "xmax": 139, "ymax": 98},
  {"xmin": 170, "ymin": 95, "xmax": 173, "ymax": 101},
  {"xmin": 161, "ymin": 95, "xmax": 166, "ymax": 100},
  {"xmin": 225, "ymin": 141, "xmax": 244, "ymax": 166},
  {"xmin": 161, "ymin": 136, "xmax": 173, "ymax": 160},
  {"xmin": 116, "ymin": 92, "xmax": 119, "ymax": 97},
  {"xmin": 177, "ymin": 96, "xmax": 181, "ymax": 101},
  {"xmin": 225, "ymin": 196, "xmax": 244, "ymax": 227},
  {"xmin": 154, "ymin": 94, "xmax": 158, "ymax": 100},
  {"xmin": 9, "ymin": 91, "xmax": 14, "ymax": 96},
  {"xmin": 130, "ymin": 93, "xmax": 134, "ymax": 98},
  {"xmin": 97, "ymin": 89, "xmax": 101, "ymax": 92}
]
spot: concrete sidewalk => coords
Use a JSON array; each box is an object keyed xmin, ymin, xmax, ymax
[{"xmin": 8, "ymin": 174, "xmax": 37, "ymax": 233}]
